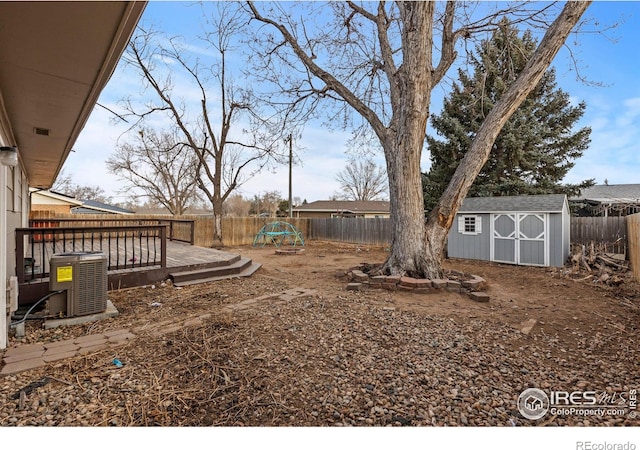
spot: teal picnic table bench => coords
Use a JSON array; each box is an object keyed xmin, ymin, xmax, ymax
[{"xmin": 252, "ymin": 221, "xmax": 305, "ymax": 248}]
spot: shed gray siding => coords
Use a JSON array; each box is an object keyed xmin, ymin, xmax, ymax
[
  {"xmin": 446, "ymin": 213, "xmax": 491, "ymax": 262},
  {"xmin": 446, "ymin": 194, "xmax": 570, "ymax": 268},
  {"xmin": 547, "ymin": 213, "xmax": 563, "ymax": 267}
]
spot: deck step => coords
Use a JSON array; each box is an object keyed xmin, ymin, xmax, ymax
[{"xmin": 170, "ymin": 257, "xmax": 261, "ymax": 287}]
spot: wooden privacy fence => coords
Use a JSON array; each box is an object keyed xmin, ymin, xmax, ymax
[
  {"xmin": 309, "ymin": 217, "xmax": 391, "ymax": 246},
  {"xmin": 570, "ymin": 216, "xmax": 628, "ymax": 255},
  {"xmin": 627, "ymin": 213, "xmax": 640, "ymax": 281},
  {"xmin": 309, "ymin": 217, "xmax": 630, "ymax": 251},
  {"xmin": 193, "ymin": 216, "xmax": 311, "ymax": 247}
]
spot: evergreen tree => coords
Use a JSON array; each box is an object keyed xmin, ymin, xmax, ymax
[{"xmin": 423, "ymin": 19, "xmax": 593, "ymax": 211}]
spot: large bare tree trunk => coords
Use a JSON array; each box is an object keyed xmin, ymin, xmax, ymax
[
  {"xmin": 212, "ymin": 203, "xmax": 224, "ymax": 247},
  {"xmin": 380, "ymin": 3, "xmax": 433, "ymax": 277}
]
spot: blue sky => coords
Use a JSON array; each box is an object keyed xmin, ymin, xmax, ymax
[{"xmin": 64, "ymin": 1, "xmax": 640, "ymax": 205}]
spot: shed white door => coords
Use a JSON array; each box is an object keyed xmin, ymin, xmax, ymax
[{"xmin": 492, "ymin": 213, "xmax": 547, "ymax": 266}]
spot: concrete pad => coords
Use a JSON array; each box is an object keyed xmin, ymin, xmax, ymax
[
  {"xmin": 520, "ymin": 318, "xmax": 538, "ymax": 335},
  {"xmin": 43, "ymin": 344, "xmax": 79, "ymax": 356},
  {"xmin": 4, "ymin": 343, "xmax": 44, "ymax": 357},
  {"xmin": 76, "ymin": 338, "xmax": 108, "ymax": 349},
  {"xmin": 103, "ymin": 329, "xmax": 132, "ymax": 338},
  {"xmin": 3, "ymin": 350, "xmax": 45, "ymax": 364},
  {"xmin": 43, "ymin": 300, "xmax": 119, "ymax": 330},
  {"xmin": 77, "ymin": 343, "xmax": 109, "ymax": 355},
  {"xmin": 74, "ymin": 334, "xmax": 108, "ymax": 345},
  {"xmin": 44, "ymin": 340, "xmax": 77, "ymax": 349},
  {"xmin": 43, "ymin": 350, "xmax": 77, "ymax": 363},
  {"xmin": 0, "ymin": 358, "xmax": 45, "ymax": 375},
  {"xmin": 107, "ymin": 332, "xmax": 136, "ymax": 342}
]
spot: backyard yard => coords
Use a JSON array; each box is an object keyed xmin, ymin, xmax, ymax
[{"xmin": 1, "ymin": 240, "xmax": 639, "ymax": 426}]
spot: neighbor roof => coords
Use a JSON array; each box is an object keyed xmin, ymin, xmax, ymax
[
  {"xmin": 71, "ymin": 199, "xmax": 135, "ymax": 215},
  {"xmin": 29, "ymin": 188, "xmax": 83, "ymax": 206},
  {"xmin": 292, "ymin": 200, "xmax": 390, "ymax": 213},
  {"xmin": 458, "ymin": 194, "xmax": 567, "ymax": 213},
  {"xmin": 570, "ymin": 184, "xmax": 640, "ymax": 203}
]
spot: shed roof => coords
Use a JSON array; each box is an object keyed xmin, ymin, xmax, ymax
[{"xmin": 458, "ymin": 194, "xmax": 567, "ymax": 213}]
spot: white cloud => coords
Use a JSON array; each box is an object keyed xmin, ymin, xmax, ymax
[{"xmin": 564, "ymin": 94, "xmax": 640, "ymax": 185}]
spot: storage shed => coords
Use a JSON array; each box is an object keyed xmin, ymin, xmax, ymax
[{"xmin": 447, "ymin": 194, "xmax": 570, "ymax": 267}]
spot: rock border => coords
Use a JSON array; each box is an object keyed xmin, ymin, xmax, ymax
[
  {"xmin": 275, "ymin": 248, "xmax": 305, "ymax": 255},
  {"xmin": 340, "ymin": 264, "xmax": 489, "ymax": 302}
]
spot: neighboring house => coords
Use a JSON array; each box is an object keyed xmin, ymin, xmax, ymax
[
  {"xmin": 71, "ymin": 199, "xmax": 135, "ymax": 215},
  {"xmin": 31, "ymin": 189, "xmax": 135, "ymax": 215},
  {"xmin": 447, "ymin": 194, "xmax": 570, "ymax": 268},
  {"xmin": 569, "ymin": 184, "xmax": 640, "ymax": 217},
  {"xmin": 0, "ymin": 2, "xmax": 146, "ymax": 349},
  {"xmin": 30, "ymin": 189, "xmax": 83, "ymax": 214},
  {"xmin": 292, "ymin": 200, "xmax": 391, "ymax": 218}
]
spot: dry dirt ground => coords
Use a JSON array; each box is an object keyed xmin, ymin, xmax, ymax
[{"xmin": 1, "ymin": 240, "xmax": 639, "ymax": 427}]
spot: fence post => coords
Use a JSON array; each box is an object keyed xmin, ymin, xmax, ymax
[
  {"xmin": 628, "ymin": 214, "xmax": 640, "ymax": 281},
  {"xmin": 160, "ymin": 225, "xmax": 167, "ymax": 268}
]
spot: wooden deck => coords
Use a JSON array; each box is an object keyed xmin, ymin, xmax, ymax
[
  {"xmin": 165, "ymin": 241, "xmax": 237, "ymax": 268},
  {"xmin": 18, "ymin": 241, "xmax": 245, "ymax": 305},
  {"xmin": 24, "ymin": 239, "xmax": 235, "ymax": 275}
]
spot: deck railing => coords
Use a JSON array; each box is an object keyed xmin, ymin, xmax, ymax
[
  {"xmin": 29, "ymin": 217, "xmax": 194, "ymax": 245},
  {"xmin": 15, "ymin": 224, "xmax": 168, "ymax": 283}
]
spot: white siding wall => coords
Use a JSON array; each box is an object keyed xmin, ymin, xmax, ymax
[{"xmin": 1, "ymin": 153, "xmax": 28, "ymax": 349}]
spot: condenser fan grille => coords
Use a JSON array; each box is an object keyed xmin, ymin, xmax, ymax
[{"xmin": 75, "ymin": 259, "xmax": 108, "ymax": 315}]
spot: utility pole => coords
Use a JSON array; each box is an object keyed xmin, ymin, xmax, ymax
[{"xmin": 288, "ymin": 134, "xmax": 293, "ymax": 218}]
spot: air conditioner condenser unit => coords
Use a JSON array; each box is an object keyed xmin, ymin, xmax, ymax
[{"xmin": 48, "ymin": 252, "xmax": 108, "ymax": 317}]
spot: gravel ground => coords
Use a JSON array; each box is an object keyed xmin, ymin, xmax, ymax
[{"xmin": 1, "ymin": 242, "xmax": 639, "ymax": 427}]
